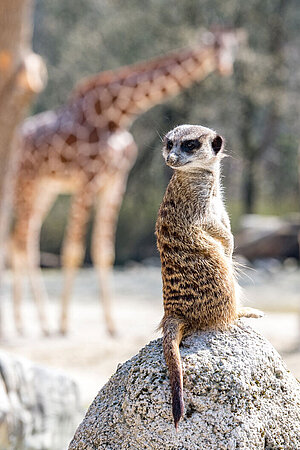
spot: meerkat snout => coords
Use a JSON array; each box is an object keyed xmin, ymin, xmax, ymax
[{"xmin": 166, "ymin": 152, "xmax": 179, "ymax": 165}]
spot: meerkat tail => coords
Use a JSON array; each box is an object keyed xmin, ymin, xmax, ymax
[{"xmin": 162, "ymin": 316, "xmax": 185, "ymax": 429}]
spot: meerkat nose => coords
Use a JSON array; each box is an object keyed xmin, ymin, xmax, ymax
[{"xmin": 167, "ymin": 153, "xmax": 178, "ymax": 164}]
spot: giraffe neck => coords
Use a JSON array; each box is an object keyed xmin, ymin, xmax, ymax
[{"xmin": 73, "ymin": 41, "xmax": 226, "ymax": 131}]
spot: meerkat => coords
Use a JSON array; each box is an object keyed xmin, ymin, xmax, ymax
[{"xmin": 155, "ymin": 124, "xmax": 262, "ymax": 429}]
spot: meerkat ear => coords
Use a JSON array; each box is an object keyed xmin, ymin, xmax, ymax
[{"xmin": 211, "ymin": 135, "xmax": 223, "ymax": 154}]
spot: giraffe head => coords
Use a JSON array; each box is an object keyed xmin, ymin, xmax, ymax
[
  {"xmin": 162, "ymin": 124, "xmax": 224, "ymax": 172},
  {"xmin": 203, "ymin": 28, "xmax": 246, "ymax": 76}
]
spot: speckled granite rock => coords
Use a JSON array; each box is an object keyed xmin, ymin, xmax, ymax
[
  {"xmin": 69, "ymin": 321, "xmax": 300, "ymax": 450},
  {"xmin": 0, "ymin": 351, "xmax": 81, "ymax": 450}
]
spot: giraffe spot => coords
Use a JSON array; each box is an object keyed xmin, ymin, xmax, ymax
[
  {"xmin": 89, "ymin": 129, "xmax": 99, "ymax": 143},
  {"xmin": 94, "ymin": 100, "xmax": 102, "ymax": 115},
  {"xmin": 108, "ymin": 121, "xmax": 118, "ymax": 132},
  {"xmin": 125, "ymin": 76, "xmax": 138, "ymax": 88},
  {"xmin": 66, "ymin": 134, "xmax": 77, "ymax": 146}
]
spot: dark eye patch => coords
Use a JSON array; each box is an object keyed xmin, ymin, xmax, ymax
[
  {"xmin": 166, "ymin": 139, "xmax": 173, "ymax": 151},
  {"xmin": 181, "ymin": 139, "xmax": 201, "ymax": 153}
]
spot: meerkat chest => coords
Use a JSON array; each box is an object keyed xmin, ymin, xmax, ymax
[
  {"xmin": 208, "ymin": 195, "xmax": 226, "ymax": 218},
  {"xmin": 204, "ymin": 194, "xmax": 229, "ymax": 228}
]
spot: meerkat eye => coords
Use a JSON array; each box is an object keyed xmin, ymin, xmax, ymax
[
  {"xmin": 166, "ymin": 139, "xmax": 173, "ymax": 151},
  {"xmin": 181, "ymin": 139, "xmax": 201, "ymax": 153}
]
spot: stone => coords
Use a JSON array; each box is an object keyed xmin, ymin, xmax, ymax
[
  {"xmin": 0, "ymin": 351, "xmax": 81, "ymax": 450},
  {"xmin": 69, "ymin": 321, "xmax": 300, "ymax": 450},
  {"xmin": 235, "ymin": 214, "xmax": 300, "ymax": 261}
]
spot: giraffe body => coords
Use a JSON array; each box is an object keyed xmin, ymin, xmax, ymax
[
  {"xmin": 11, "ymin": 30, "xmax": 240, "ymax": 336},
  {"xmin": 13, "ymin": 109, "xmax": 137, "ymax": 336}
]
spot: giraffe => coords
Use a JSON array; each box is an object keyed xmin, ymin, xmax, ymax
[{"xmin": 11, "ymin": 29, "xmax": 240, "ymax": 336}]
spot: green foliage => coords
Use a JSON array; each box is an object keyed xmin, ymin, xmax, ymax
[{"xmin": 34, "ymin": 0, "xmax": 300, "ymax": 263}]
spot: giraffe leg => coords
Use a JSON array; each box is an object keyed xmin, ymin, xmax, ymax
[
  {"xmin": 91, "ymin": 172, "xmax": 130, "ymax": 337},
  {"xmin": 11, "ymin": 181, "xmax": 55, "ymax": 335},
  {"xmin": 10, "ymin": 246, "xmax": 26, "ymax": 335},
  {"xmin": 11, "ymin": 180, "xmax": 36, "ymax": 335},
  {"xmin": 26, "ymin": 187, "xmax": 57, "ymax": 336},
  {"xmin": 60, "ymin": 189, "xmax": 94, "ymax": 335}
]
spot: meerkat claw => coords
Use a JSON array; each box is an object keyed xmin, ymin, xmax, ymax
[{"xmin": 238, "ymin": 307, "xmax": 264, "ymax": 319}]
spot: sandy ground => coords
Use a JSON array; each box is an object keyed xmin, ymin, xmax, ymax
[{"xmin": 1, "ymin": 265, "xmax": 300, "ymax": 426}]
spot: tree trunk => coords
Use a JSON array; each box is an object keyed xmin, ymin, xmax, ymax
[
  {"xmin": 242, "ymin": 159, "xmax": 256, "ymax": 214},
  {"xmin": 0, "ymin": 0, "xmax": 47, "ymax": 335},
  {"xmin": 236, "ymin": 0, "xmax": 288, "ymax": 215}
]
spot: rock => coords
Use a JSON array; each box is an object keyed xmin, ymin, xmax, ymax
[
  {"xmin": 0, "ymin": 351, "xmax": 81, "ymax": 450},
  {"xmin": 69, "ymin": 321, "xmax": 300, "ymax": 450},
  {"xmin": 235, "ymin": 214, "xmax": 300, "ymax": 261}
]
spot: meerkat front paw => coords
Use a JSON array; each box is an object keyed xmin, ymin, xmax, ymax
[{"xmin": 238, "ymin": 307, "xmax": 264, "ymax": 319}]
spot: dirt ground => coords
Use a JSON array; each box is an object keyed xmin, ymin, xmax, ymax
[{"xmin": 1, "ymin": 265, "xmax": 300, "ymax": 423}]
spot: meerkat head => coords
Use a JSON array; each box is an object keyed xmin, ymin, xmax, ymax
[{"xmin": 162, "ymin": 124, "xmax": 224, "ymax": 172}]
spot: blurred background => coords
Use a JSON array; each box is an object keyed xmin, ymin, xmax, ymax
[
  {"xmin": 0, "ymin": 0, "xmax": 299, "ymax": 448},
  {"xmin": 31, "ymin": 0, "xmax": 299, "ymax": 263}
]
